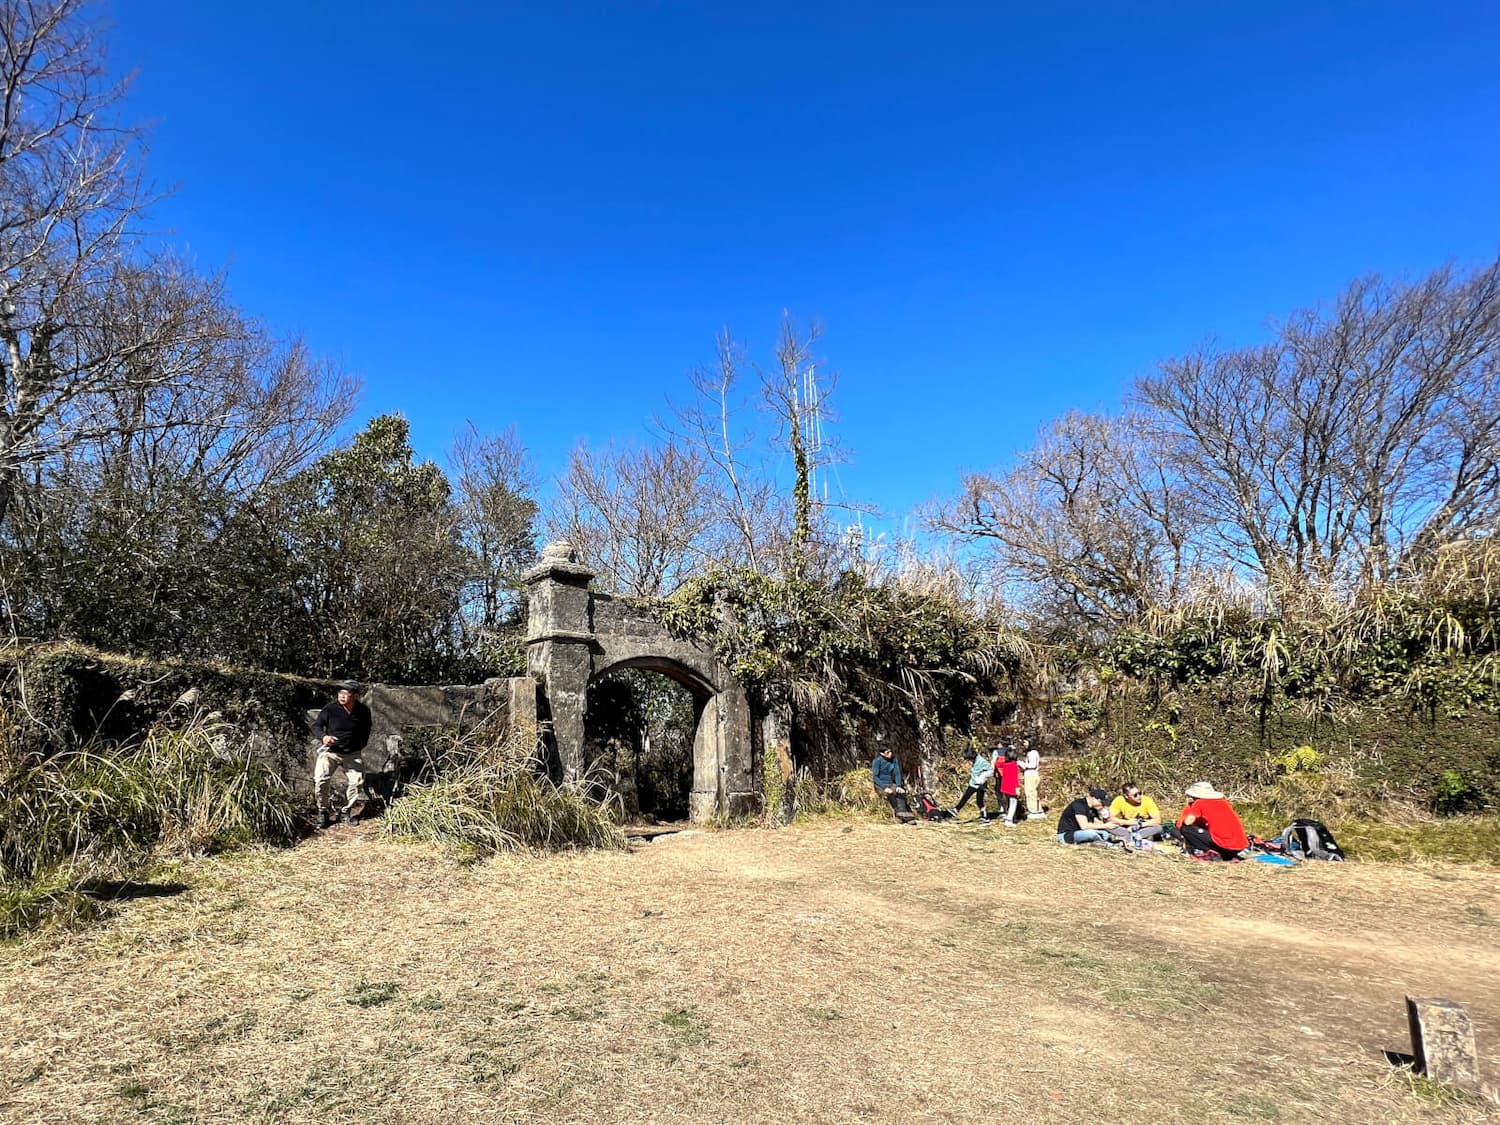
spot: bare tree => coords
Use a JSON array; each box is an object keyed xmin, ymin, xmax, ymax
[
  {"xmin": 664, "ymin": 327, "xmax": 779, "ymax": 574},
  {"xmin": 0, "ymin": 0, "xmax": 158, "ymax": 531},
  {"xmin": 1139, "ymin": 257, "xmax": 1500, "ymax": 595},
  {"xmin": 54, "ymin": 259, "xmax": 350, "ymax": 497},
  {"xmin": 0, "ymin": 2, "xmax": 359, "ymax": 651},
  {"xmin": 928, "ymin": 410, "xmax": 1204, "ymax": 629},
  {"xmin": 663, "ymin": 315, "xmax": 864, "ymax": 581},
  {"xmin": 550, "ymin": 440, "xmax": 718, "ymax": 598},
  {"xmin": 450, "ymin": 422, "xmax": 538, "ymax": 638}
]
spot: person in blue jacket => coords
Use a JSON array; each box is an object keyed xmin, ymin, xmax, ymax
[
  {"xmin": 950, "ymin": 746, "xmax": 996, "ymax": 822},
  {"xmin": 871, "ymin": 740, "xmax": 916, "ymax": 822}
]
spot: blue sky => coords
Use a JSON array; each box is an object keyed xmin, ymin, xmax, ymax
[{"xmin": 109, "ymin": 1, "xmax": 1500, "ymax": 533}]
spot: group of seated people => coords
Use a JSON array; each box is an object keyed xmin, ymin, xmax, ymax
[
  {"xmin": 1056, "ymin": 780, "xmax": 1249, "ymax": 859},
  {"xmin": 869, "ymin": 738, "xmax": 1251, "ymax": 860}
]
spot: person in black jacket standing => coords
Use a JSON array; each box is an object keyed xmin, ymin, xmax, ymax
[{"xmin": 313, "ymin": 680, "xmax": 373, "ymax": 829}]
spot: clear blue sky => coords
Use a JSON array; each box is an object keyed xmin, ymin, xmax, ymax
[{"xmin": 109, "ymin": 0, "xmax": 1500, "ymax": 532}]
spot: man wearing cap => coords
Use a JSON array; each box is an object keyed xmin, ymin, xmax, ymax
[
  {"xmin": 1176, "ymin": 781, "xmax": 1249, "ymax": 859},
  {"xmin": 1056, "ymin": 788, "xmax": 1113, "ymax": 845},
  {"xmin": 313, "ymin": 681, "xmax": 373, "ymax": 829}
]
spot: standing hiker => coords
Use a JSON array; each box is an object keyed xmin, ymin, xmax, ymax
[
  {"xmin": 1021, "ymin": 739, "xmax": 1045, "ymax": 820},
  {"xmin": 951, "ymin": 745, "xmax": 996, "ymax": 822},
  {"xmin": 997, "ymin": 747, "xmax": 1023, "ymax": 825}
]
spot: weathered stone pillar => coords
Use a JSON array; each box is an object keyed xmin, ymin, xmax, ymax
[
  {"xmin": 689, "ymin": 694, "xmax": 720, "ymax": 822},
  {"xmin": 523, "ymin": 542, "xmax": 596, "ymax": 783},
  {"xmin": 761, "ymin": 702, "xmax": 795, "ymax": 826},
  {"xmin": 503, "ymin": 676, "xmax": 538, "ymax": 741},
  {"xmin": 719, "ymin": 681, "xmax": 757, "ymax": 817}
]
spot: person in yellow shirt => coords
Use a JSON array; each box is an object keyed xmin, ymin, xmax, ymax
[{"xmin": 1106, "ymin": 783, "xmax": 1163, "ymax": 847}]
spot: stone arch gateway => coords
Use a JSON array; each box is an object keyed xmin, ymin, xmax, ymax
[{"xmin": 522, "ymin": 543, "xmax": 758, "ymax": 821}]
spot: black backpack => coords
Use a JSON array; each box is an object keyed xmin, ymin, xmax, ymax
[
  {"xmin": 913, "ymin": 793, "xmax": 954, "ymax": 821},
  {"xmin": 1281, "ymin": 818, "xmax": 1346, "ymax": 861}
]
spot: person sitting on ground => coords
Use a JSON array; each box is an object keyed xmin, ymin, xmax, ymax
[
  {"xmin": 1056, "ymin": 788, "xmax": 1113, "ymax": 845},
  {"xmin": 951, "ymin": 745, "xmax": 996, "ymax": 822},
  {"xmin": 313, "ymin": 680, "xmax": 373, "ymax": 829},
  {"xmin": 871, "ymin": 741, "xmax": 916, "ymax": 822},
  {"xmin": 1021, "ymin": 738, "xmax": 1046, "ymax": 819},
  {"xmin": 1175, "ymin": 781, "xmax": 1249, "ymax": 860},
  {"xmin": 997, "ymin": 748, "xmax": 1023, "ymax": 825},
  {"xmin": 1106, "ymin": 782, "xmax": 1164, "ymax": 845}
]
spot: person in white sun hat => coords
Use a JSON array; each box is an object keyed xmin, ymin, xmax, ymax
[{"xmin": 1175, "ymin": 781, "xmax": 1249, "ymax": 860}]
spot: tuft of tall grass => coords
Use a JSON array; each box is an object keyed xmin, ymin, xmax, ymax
[
  {"xmin": 0, "ymin": 711, "xmax": 298, "ymax": 884},
  {"xmin": 760, "ymin": 767, "xmax": 890, "ymax": 823},
  {"xmin": 382, "ymin": 724, "xmax": 624, "ymax": 860},
  {"xmin": 0, "ymin": 708, "xmax": 298, "ymax": 937}
]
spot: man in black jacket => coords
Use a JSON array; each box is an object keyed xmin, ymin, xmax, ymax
[{"xmin": 313, "ymin": 680, "xmax": 373, "ymax": 828}]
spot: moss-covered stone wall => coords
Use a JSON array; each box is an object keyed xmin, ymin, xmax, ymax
[{"xmin": 3, "ymin": 645, "xmax": 524, "ymax": 800}]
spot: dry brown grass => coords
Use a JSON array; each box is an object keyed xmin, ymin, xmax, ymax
[{"xmin": 1, "ymin": 819, "xmax": 1498, "ymax": 1123}]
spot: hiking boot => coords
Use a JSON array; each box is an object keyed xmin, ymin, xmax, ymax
[
  {"xmin": 1002, "ymin": 819, "xmax": 1016, "ymax": 827},
  {"xmin": 978, "ymin": 815, "xmax": 991, "ymax": 825},
  {"xmin": 343, "ymin": 808, "xmax": 360, "ymax": 827},
  {"xmin": 316, "ymin": 808, "xmax": 330, "ymax": 830}
]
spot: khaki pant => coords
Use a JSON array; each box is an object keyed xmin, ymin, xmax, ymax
[
  {"xmin": 314, "ymin": 748, "xmax": 367, "ymax": 812},
  {"xmin": 1024, "ymin": 771, "xmax": 1040, "ymax": 816}
]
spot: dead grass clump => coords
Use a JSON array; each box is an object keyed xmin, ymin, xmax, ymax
[
  {"xmin": 0, "ymin": 709, "xmax": 297, "ymax": 937},
  {"xmin": 0, "ymin": 869, "xmax": 106, "ymax": 939},
  {"xmin": 1321, "ymin": 815, "xmax": 1500, "ymax": 866},
  {"xmin": 0, "ymin": 711, "xmax": 297, "ymax": 882},
  {"xmin": 382, "ymin": 725, "xmax": 624, "ymax": 859},
  {"xmin": 780, "ymin": 767, "xmax": 889, "ymax": 822}
]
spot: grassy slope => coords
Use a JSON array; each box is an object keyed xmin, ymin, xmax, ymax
[{"xmin": 1, "ymin": 820, "xmax": 1497, "ymax": 1124}]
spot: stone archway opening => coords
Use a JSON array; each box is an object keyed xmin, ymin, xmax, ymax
[
  {"xmin": 523, "ymin": 542, "xmax": 759, "ymax": 823},
  {"xmin": 584, "ymin": 664, "xmax": 699, "ymax": 822}
]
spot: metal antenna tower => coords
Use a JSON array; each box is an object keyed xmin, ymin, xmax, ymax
[{"xmin": 802, "ymin": 363, "xmax": 824, "ymax": 502}]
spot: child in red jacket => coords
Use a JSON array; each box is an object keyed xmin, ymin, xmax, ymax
[{"xmin": 998, "ymin": 747, "xmax": 1023, "ymax": 825}]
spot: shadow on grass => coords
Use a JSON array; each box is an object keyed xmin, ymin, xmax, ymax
[{"xmin": 77, "ymin": 879, "xmax": 189, "ymax": 901}]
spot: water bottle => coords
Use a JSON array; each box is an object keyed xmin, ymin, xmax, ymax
[{"xmin": 1131, "ymin": 827, "xmax": 1143, "ymax": 851}]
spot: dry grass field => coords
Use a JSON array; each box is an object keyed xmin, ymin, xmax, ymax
[{"xmin": 2, "ymin": 817, "xmax": 1497, "ymax": 1124}]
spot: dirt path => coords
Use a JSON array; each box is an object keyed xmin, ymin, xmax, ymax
[{"xmin": 1, "ymin": 819, "xmax": 1496, "ymax": 1123}]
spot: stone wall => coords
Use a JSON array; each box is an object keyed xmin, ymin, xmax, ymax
[{"xmin": 295, "ymin": 676, "xmax": 535, "ymax": 797}]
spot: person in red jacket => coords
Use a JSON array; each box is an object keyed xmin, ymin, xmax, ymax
[
  {"xmin": 1176, "ymin": 781, "xmax": 1249, "ymax": 860},
  {"xmin": 997, "ymin": 747, "xmax": 1023, "ymax": 825}
]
